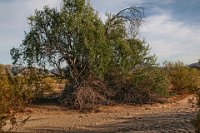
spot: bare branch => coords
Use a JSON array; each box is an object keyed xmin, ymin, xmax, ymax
[{"xmin": 107, "ymin": 6, "xmax": 144, "ymax": 37}]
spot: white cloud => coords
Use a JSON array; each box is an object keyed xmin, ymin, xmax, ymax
[
  {"xmin": 91, "ymin": 0, "xmax": 144, "ymax": 9},
  {"xmin": 141, "ymin": 12, "xmax": 200, "ymax": 64},
  {"xmin": 23, "ymin": 0, "xmax": 61, "ymax": 10},
  {"xmin": 0, "ymin": 0, "xmax": 61, "ymax": 64},
  {"xmin": 0, "ymin": 0, "xmax": 199, "ymax": 65},
  {"xmin": 91, "ymin": 0, "xmax": 144, "ymax": 21}
]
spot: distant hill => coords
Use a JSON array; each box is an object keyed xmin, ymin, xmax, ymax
[
  {"xmin": 0, "ymin": 64, "xmax": 53, "ymax": 76},
  {"xmin": 188, "ymin": 62, "xmax": 200, "ymax": 69}
]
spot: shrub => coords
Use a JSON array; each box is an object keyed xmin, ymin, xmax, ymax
[
  {"xmin": 0, "ymin": 65, "xmax": 57, "ymax": 130},
  {"xmin": 31, "ymin": 76, "xmax": 55, "ymax": 98},
  {"xmin": 15, "ymin": 68, "xmax": 59, "ymax": 99},
  {"xmin": 0, "ymin": 65, "xmax": 29, "ymax": 130},
  {"xmin": 0, "ymin": 65, "xmax": 12, "ymax": 130},
  {"xmin": 106, "ymin": 67, "xmax": 169, "ymax": 104},
  {"xmin": 164, "ymin": 61, "xmax": 200, "ymax": 94},
  {"xmin": 61, "ymin": 76, "xmax": 112, "ymax": 111}
]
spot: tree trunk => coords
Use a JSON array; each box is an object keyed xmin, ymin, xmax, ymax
[{"xmin": 60, "ymin": 81, "xmax": 78, "ymax": 107}]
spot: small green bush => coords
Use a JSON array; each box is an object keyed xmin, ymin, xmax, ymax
[
  {"xmin": 106, "ymin": 67, "xmax": 169, "ymax": 104},
  {"xmin": 164, "ymin": 61, "xmax": 200, "ymax": 94},
  {"xmin": 14, "ymin": 68, "xmax": 59, "ymax": 99}
]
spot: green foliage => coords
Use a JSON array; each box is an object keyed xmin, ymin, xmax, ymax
[
  {"xmin": 106, "ymin": 67, "xmax": 169, "ymax": 104},
  {"xmin": 10, "ymin": 0, "xmax": 156, "ymax": 109},
  {"xmin": 10, "ymin": 0, "xmax": 155, "ymax": 80},
  {"xmin": 164, "ymin": 61, "xmax": 200, "ymax": 93},
  {"xmin": 0, "ymin": 65, "xmax": 29, "ymax": 130},
  {"xmin": 131, "ymin": 67, "xmax": 169, "ymax": 96},
  {"xmin": 11, "ymin": 0, "xmax": 110, "ymax": 80},
  {"xmin": 0, "ymin": 65, "xmax": 58, "ymax": 130},
  {"xmin": 24, "ymin": 70, "xmax": 53, "ymax": 98}
]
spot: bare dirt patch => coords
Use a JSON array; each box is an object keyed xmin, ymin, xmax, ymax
[{"xmin": 4, "ymin": 94, "xmax": 198, "ymax": 133}]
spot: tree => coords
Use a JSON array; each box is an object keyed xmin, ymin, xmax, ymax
[{"xmin": 10, "ymin": 0, "xmax": 155, "ymax": 109}]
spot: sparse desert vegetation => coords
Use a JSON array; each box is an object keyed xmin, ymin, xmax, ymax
[{"xmin": 1, "ymin": 0, "xmax": 200, "ymax": 132}]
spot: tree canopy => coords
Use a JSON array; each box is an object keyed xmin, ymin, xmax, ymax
[
  {"xmin": 10, "ymin": 0, "xmax": 156, "ymax": 108},
  {"xmin": 11, "ymin": 0, "xmax": 154, "ymax": 78}
]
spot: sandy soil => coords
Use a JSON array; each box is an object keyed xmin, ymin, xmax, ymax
[{"xmin": 4, "ymin": 94, "xmax": 198, "ymax": 133}]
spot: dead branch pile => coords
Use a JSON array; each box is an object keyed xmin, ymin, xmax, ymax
[{"xmin": 60, "ymin": 76, "xmax": 113, "ymax": 111}]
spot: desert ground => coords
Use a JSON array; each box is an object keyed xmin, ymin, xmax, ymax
[{"xmin": 4, "ymin": 94, "xmax": 198, "ymax": 133}]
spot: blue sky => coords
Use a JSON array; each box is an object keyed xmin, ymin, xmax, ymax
[{"xmin": 0, "ymin": 0, "xmax": 200, "ymax": 65}]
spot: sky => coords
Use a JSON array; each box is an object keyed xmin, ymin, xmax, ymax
[{"xmin": 0, "ymin": 0, "xmax": 200, "ymax": 65}]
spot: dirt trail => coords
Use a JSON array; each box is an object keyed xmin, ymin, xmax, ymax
[{"xmin": 5, "ymin": 94, "xmax": 198, "ymax": 133}]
